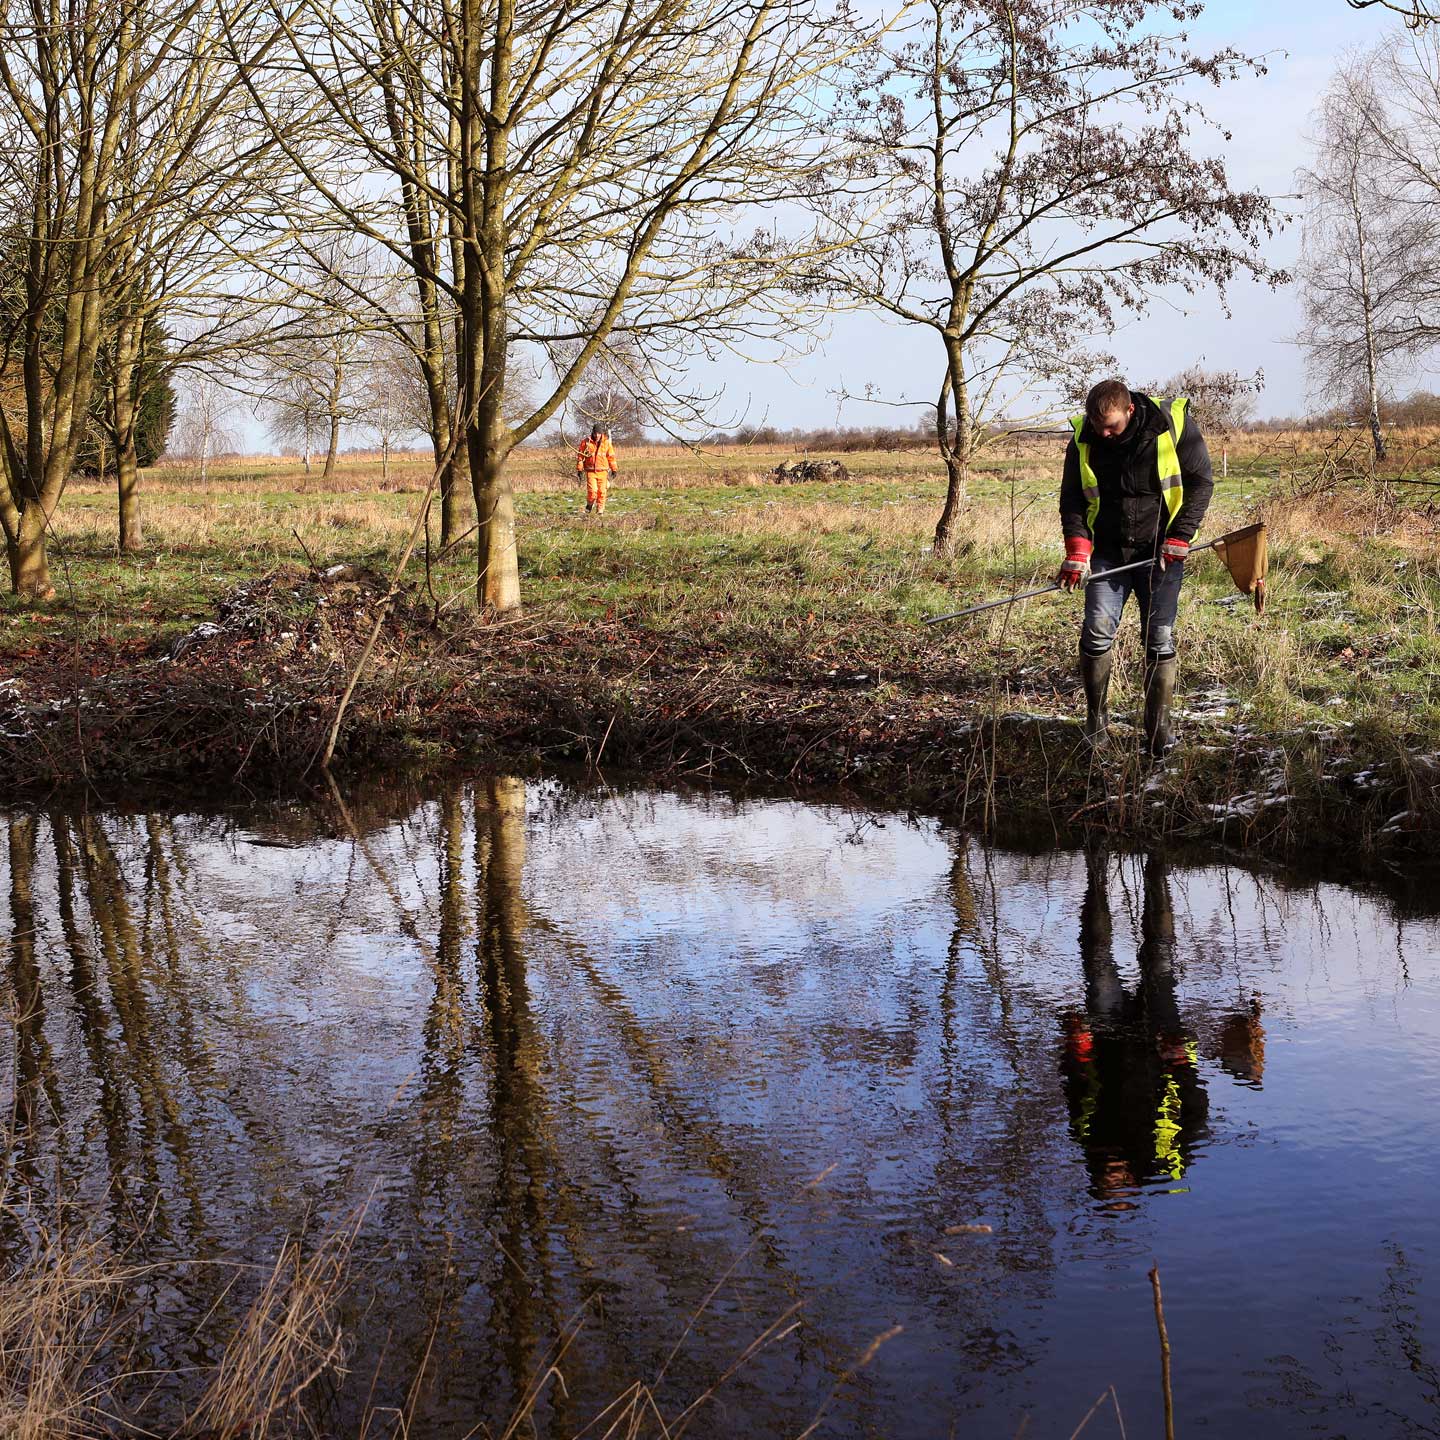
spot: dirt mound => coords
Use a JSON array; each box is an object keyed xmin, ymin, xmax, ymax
[{"xmin": 0, "ymin": 564, "xmax": 438, "ymax": 794}]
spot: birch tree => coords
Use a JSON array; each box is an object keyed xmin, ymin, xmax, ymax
[
  {"xmin": 244, "ymin": 0, "xmax": 838, "ymax": 611},
  {"xmin": 1298, "ymin": 49, "xmax": 1440, "ymax": 458},
  {"xmin": 1301, "ymin": 68, "xmax": 1404, "ymax": 459},
  {"xmin": 811, "ymin": 0, "xmax": 1285, "ymax": 556},
  {"xmin": 170, "ymin": 374, "xmax": 239, "ymax": 483}
]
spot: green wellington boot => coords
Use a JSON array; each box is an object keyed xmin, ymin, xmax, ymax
[
  {"xmin": 1144, "ymin": 653, "xmax": 1179, "ymax": 760},
  {"xmin": 1080, "ymin": 650, "xmax": 1113, "ymax": 748}
]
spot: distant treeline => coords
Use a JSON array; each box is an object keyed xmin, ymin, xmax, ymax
[
  {"xmin": 702, "ymin": 393, "xmax": 1440, "ymax": 448},
  {"xmin": 700, "ymin": 421, "xmax": 938, "ymax": 451},
  {"xmin": 697, "ymin": 419, "xmax": 1084, "ymax": 449},
  {"xmin": 1252, "ymin": 392, "xmax": 1440, "ymax": 431}
]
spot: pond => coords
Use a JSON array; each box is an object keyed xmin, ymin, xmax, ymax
[{"xmin": 2, "ymin": 776, "xmax": 1439, "ymax": 1437}]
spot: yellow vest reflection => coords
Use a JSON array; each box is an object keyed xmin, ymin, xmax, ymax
[{"xmin": 1060, "ymin": 851, "xmax": 1264, "ymax": 1209}]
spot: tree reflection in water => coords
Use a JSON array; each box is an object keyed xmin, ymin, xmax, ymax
[{"xmin": 0, "ymin": 786, "xmax": 1437, "ymax": 1440}]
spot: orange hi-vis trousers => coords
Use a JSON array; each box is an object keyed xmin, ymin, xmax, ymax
[{"xmin": 584, "ymin": 469, "xmax": 609, "ymax": 509}]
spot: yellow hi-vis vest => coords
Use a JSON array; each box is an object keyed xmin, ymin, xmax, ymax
[{"xmin": 1069, "ymin": 396, "xmax": 1190, "ymax": 537}]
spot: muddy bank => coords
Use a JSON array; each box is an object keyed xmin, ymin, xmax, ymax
[{"xmin": 0, "ymin": 567, "xmax": 1433, "ymax": 861}]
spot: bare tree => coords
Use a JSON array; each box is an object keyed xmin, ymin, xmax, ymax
[
  {"xmin": 0, "ymin": 0, "xmax": 282, "ymax": 595},
  {"xmin": 244, "ymin": 0, "xmax": 837, "ymax": 611},
  {"xmin": 261, "ymin": 345, "xmax": 332, "ymax": 474},
  {"xmin": 1348, "ymin": 0, "xmax": 1439, "ymax": 27},
  {"xmin": 1346, "ymin": 33, "xmax": 1440, "ymax": 370},
  {"xmin": 91, "ymin": 5, "xmax": 294, "ymax": 556},
  {"xmin": 169, "ymin": 374, "xmax": 240, "ymax": 482},
  {"xmin": 1137, "ymin": 367, "xmax": 1263, "ymax": 438},
  {"xmin": 567, "ymin": 340, "xmax": 655, "ymax": 444},
  {"xmin": 1129, "ymin": 364, "xmax": 1262, "ymax": 477},
  {"xmin": 810, "ymin": 0, "xmax": 1285, "ymax": 556},
  {"xmin": 1297, "ymin": 55, "xmax": 1439, "ymax": 460},
  {"xmin": 358, "ymin": 335, "xmax": 425, "ymax": 481},
  {"xmin": 251, "ymin": 249, "xmax": 371, "ymax": 480}
]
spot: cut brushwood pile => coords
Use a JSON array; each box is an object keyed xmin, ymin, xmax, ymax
[{"xmin": 772, "ymin": 459, "xmax": 851, "ymax": 484}]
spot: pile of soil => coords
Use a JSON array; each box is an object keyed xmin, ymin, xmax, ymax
[{"xmin": 0, "ymin": 566, "xmax": 426, "ymax": 793}]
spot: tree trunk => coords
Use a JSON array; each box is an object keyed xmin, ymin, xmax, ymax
[
  {"xmin": 381, "ymin": 438, "xmax": 389, "ymax": 481},
  {"xmin": 8, "ymin": 507, "xmax": 55, "ymax": 600},
  {"xmin": 323, "ymin": 417, "xmax": 341, "ymax": 480},
  {"xmin": 441, "ymin": 443, "xmax": 468, "ymax": 546},
  {"xmin": 471, "ymin": 436, "xmax": 520, "ymax": 612},
  {"xmin": 445, "ymin": 105, "xmax": 469, "ymax": 551},
  {"xmin": 469, "ymin": 271, "xmax": 519, "ymax": 609},
  {"xmin": 933, "ymin": 369, "xmax": 972, "ymax": 557},
  {"xmin": 112, "ymin": 314, "xmax": 143, "ymax": 552},
  {"xmin": 421, "ymin": 355, "xmax": 467, "ymax": 547},
  {"xmin": 1352, "ymin": 169, "xmax": 1387, "ymax": 463},
  {"xmin": 440, "ymin": 459, "xmax": 459, "ymax": 545},
  {"xmin": 117, "ymin": 437, "xmax": 143, "ymax": 552}
]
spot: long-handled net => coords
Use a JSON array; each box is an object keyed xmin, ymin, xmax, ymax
[{"xmin": 926, "ymin": 522, "xmax": 1271, "ymax": 626}]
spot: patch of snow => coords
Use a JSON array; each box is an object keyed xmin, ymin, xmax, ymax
[{"xmin": 163, "ymin": 621, "xmax": 223, "ymax": 662}]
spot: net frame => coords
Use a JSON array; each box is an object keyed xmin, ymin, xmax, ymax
[{"xmin": 1212, "ymin": 522, "xmax": 1268, "ymax": 614}]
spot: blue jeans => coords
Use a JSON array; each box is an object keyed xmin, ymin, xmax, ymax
[{"xmin": 1080, "ymin": 553, "xmax": 1182, "ymax": 659}]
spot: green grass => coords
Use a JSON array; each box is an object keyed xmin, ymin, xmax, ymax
[{"xmin": 4, "ymin": 452, "xmax": 1437, "ymax": 756}]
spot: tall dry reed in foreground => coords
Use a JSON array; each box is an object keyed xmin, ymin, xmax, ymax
[
  {"xmin": 0, "ymin": 1196, "xmax": 1152, "ymax": 1438},
  {"xmin": 0, "ymin": 1204, "xmax": 357, "ymax": 1439},
  {"xmin": 0, "ymin": 1215, "xmax": 137, "ymax": 1440}
]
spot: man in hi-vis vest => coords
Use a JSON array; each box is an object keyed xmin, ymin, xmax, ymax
[{"xmin": 1058, "ymin": 379, "xmax": 1214, "ymax": 758}]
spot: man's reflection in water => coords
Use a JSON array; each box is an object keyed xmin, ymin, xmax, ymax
[{"xmin": 1061, "ymin": 849, "xmax": 1217, "ymax": 1208}]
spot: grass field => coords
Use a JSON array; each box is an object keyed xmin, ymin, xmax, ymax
[
  {"xmin": 2, "ymin": 434, "xmax": 1437, "ymax": 854},
  {"xmin": 2, "ymin": 438, "xmax": 1436, "ymax": 1440}
]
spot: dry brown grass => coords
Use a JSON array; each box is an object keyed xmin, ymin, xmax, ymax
[
  {"xmin": 124, "ymin": 442, "xmax": 951, "ymax": 496},
  {"xmin": 129, "ymin": 422, "xmax": 1440, "ymax": 493},
  {"xmin": 1260, "ymin": 486, "xmax": 1439, "ymax": 555},
  {"xmin": 0, "ymin": 1199, "xmax": 358, "ymax": 1440},
  {"xmin": 186, "ymin": 1223, "xmax": 358, "ymax": 1440},
  {"xmin": 0, "ymin": 1213, "xmax": 137, "ymax": 1440}
]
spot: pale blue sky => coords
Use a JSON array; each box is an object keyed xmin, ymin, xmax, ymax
[
  {"xmin": 222, "ymin": 3, "xmax": 1395, "ymax": 450},
  {"xmin": 711, "ymin": 1, "xmax": 1396, "ymax": 431}
]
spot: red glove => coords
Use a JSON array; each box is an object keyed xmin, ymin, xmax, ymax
[
  {"xmin": 1159, "ymin": 537, "xmax": 1188, "ymax": 569},
  {"xmin": 1058, "ymin": 536, "xmax": 1092, "ymax": 590}
]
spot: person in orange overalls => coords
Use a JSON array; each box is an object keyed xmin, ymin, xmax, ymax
[{"xmin": 576, "ymin": 426, "xmax": 618, "ymax": 515}]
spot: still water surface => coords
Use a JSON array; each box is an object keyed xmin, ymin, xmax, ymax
[{"xmin": 3, "ymin": 777, "xmax": 1439, "ymax": 1437}]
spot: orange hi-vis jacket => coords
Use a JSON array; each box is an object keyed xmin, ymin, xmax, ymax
[{"xmin": 577, "ymin": 434, "xmax": 618, "ymax": 474}]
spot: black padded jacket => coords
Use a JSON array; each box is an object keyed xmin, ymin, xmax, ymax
[{"xmin": 1059, "ymin": 394, "xmax": 1215, "ymax": 562}]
